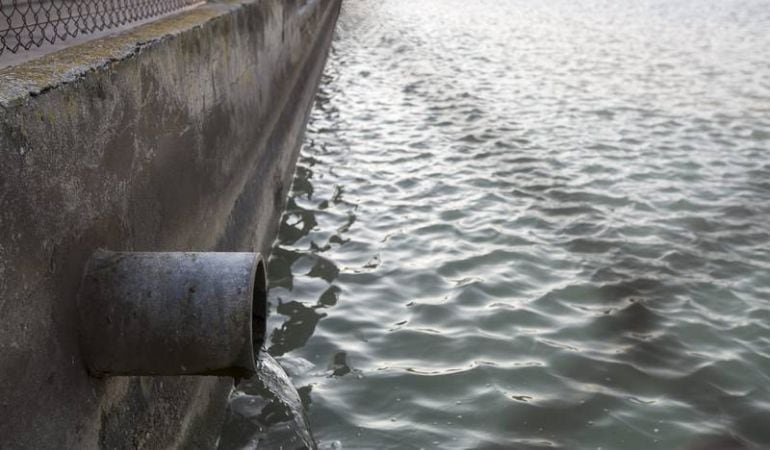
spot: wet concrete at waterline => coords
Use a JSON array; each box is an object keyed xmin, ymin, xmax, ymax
[{"xmin": 220, "ymin": 0, "xmax": 770, "ymax": 448}]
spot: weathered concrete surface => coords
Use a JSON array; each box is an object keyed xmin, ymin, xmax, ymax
[{"xmin": 0, "ymin": 0, "xmax": 340, "ymax": 448}]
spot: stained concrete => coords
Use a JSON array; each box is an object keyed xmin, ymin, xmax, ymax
[{"xmin": 0, "ymin": 0, "xmax": 340, "ymax": 448}]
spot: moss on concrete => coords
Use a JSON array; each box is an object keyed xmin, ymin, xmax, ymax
[{"xmin": 0, "ymin": 2, "xmax": 248, "ymax": 108}]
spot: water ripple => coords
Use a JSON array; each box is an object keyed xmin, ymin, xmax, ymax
[{"xmin": 230, "ymin": 0, "xmax": 770, "ymax": 448}]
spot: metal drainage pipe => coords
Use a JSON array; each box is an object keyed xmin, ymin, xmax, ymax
[{"xmin": 77, "ymin": 251, "xmax": 267, "ymax": 378}]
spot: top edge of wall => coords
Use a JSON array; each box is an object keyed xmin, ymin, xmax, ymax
[{"xmin": 0, "ymin": 0, "xmax": 254, "ymax": 109}]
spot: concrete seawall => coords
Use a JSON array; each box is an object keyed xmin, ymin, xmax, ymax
[{"xmin": 0, "ymin": 0, "xmax": 340, "ymax": 447}]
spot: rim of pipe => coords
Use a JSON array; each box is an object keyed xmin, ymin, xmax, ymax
[{"xmin": 250, "ymin": 253, "xmax": 268, "ymax": 367}]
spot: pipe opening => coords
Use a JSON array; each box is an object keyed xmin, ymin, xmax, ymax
[{"xmin": 252, "ymin": 257, "xmax": 268, "ymax": 357}]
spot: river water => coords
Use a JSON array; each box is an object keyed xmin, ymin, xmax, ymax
[{"xmin": 239, "ymin": 0, "xmax": 770, "ymax": 448}]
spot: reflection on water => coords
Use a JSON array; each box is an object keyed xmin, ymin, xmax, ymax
[{"xmin": 226, "ymin": 0, "xmax": 770, "ymax": 448}]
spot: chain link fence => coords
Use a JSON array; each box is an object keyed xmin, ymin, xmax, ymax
[{"xmin": 1, "ymin": 0, "xmax": 202, "ymax": 58}]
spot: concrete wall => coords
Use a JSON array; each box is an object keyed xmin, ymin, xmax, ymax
[{"xmin": 0, "ymin": 0, "xmax": 340, "ymax": 448}]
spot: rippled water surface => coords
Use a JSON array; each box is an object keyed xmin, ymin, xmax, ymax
[{"xmin": 261, "ymin": 0, "xmax": 770, "ymax": 448}]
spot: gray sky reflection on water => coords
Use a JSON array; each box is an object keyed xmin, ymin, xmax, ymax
[{"xmin": 233, "ymin": 0, "xmax": 770, "ymax": 448}]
